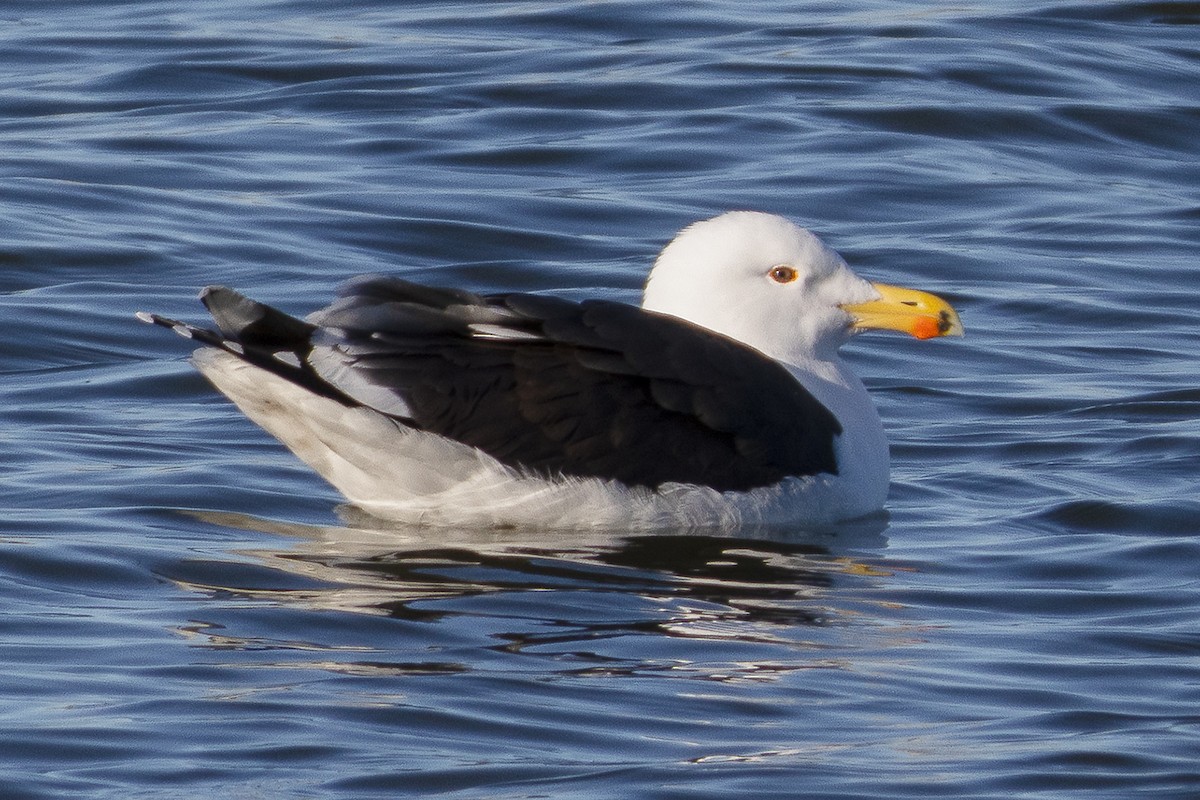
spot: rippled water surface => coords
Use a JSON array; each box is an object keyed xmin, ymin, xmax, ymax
[{"xmin": 3, "ymin": 1, "xmax": 1199, "ymax": 797}]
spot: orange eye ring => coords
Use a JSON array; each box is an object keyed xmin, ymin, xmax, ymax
[{"xmin": 768, "ymin": 265, "xmax": 798, "ymax": 284}]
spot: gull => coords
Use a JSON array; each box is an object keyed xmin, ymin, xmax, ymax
[{"xmin": 140, "ymin": 211, "xmax": 962, "ymax": 529}]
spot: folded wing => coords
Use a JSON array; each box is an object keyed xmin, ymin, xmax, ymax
[{"xmin": 148, "ymin": 275, "xmax": 843, "ymax": 492}]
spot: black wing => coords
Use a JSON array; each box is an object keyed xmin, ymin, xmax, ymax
[{"xmin": 146, "ymin": 276, "xmax": 842, "ymax": 492}]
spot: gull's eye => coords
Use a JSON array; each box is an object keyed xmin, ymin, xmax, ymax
[{"xmin": 768, "ymin": 265, "xmax": 798, "ymax": 284}]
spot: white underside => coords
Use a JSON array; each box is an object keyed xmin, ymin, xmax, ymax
[{"xmin": 192, "ymin": 349, "xmax": 880, "ymax": 530}]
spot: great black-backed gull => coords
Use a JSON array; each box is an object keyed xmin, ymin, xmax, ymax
[{"xmin": 140, "ymin": 211, "xmax": 962, "ymax": 529}]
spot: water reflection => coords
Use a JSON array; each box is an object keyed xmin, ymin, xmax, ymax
[{"xmin": 167, "ymin": 508, "xmax": 898, "ymax": 680}]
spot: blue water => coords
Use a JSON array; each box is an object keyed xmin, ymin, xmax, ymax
[{"xmin": 2, "ymin": 1, "xmax": 1199, "ymax": 797}]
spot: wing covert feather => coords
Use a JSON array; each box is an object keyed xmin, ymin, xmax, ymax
[{"xmin": 304, "ymin": 277, "xmax": 842, "ymax": 491}]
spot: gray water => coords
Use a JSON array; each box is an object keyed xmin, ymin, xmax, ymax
[{"xmin": 2, "ymin": 1, "xmax": 1198, "ymax": 797}]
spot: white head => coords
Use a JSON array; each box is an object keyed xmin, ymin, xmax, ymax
[
  {"xmin": 643, "ymin": 212, "xmax": 880, "ymax": 366},
  {"xmin": 643, "ymin": 211, "xmax": 963, "ymax": 368}
]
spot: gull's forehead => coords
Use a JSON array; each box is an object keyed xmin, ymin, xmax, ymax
[{"xmin": 692, "ymin": 212, "xmax": 841, "ymax": 272}]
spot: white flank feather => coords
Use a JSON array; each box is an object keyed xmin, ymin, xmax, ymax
[{"xmin": 192, "ymin": 350, "xmax": 871, "ymax": 530}]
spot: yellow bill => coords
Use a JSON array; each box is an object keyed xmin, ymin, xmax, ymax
[{"xmin": 841, "ymin": 282, "xmax": 964, "ymax": 340}]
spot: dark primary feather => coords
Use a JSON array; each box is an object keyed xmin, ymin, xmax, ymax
[{"xmin": 160, "ymin": 276, "xmax": 844, "ymax": 492}]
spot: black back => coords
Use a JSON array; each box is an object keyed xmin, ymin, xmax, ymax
[{"xmin": 188, "ymin": 276, "xmax": 843, "ymax": 492}]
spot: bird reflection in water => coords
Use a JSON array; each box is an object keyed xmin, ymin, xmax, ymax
[{"xmin": 169, "ymin": 508, "xmax": 901, "ymax": 681}]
